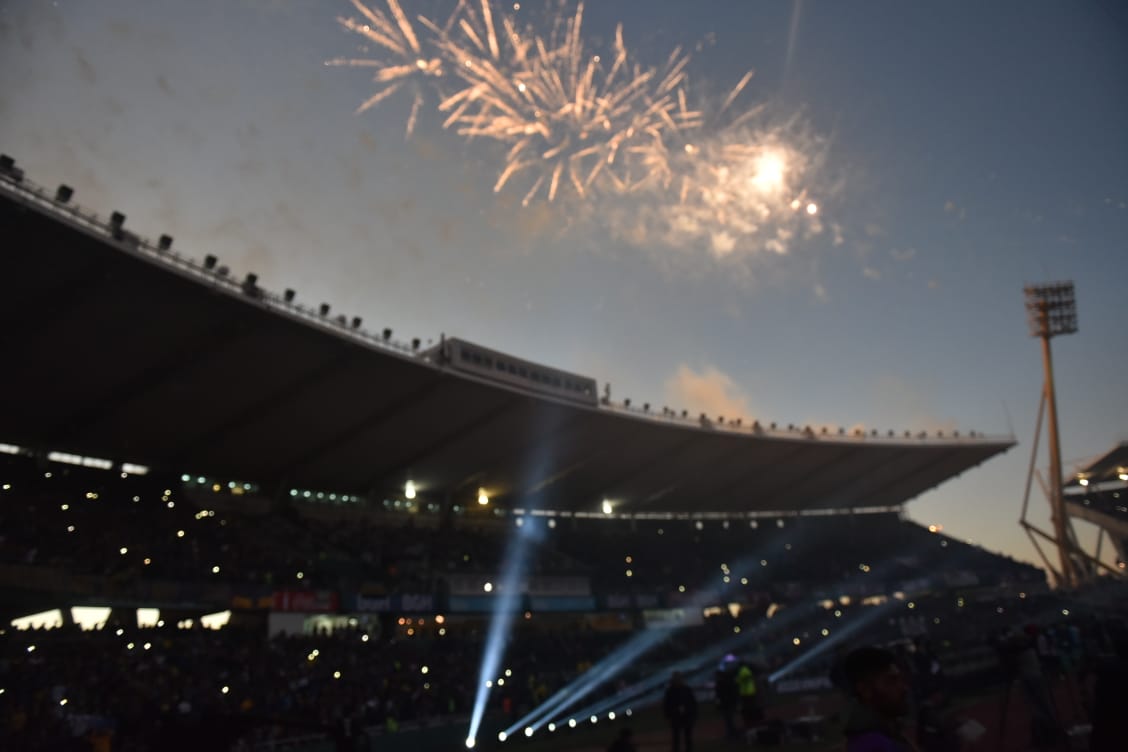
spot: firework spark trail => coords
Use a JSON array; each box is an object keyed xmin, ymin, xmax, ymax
[
  {"xmin": 436, "ymin": 1, "xmax": 703, "ymax": 203},
  {"xmin": 329, "ymin": 1, "xmax": 838, "ymax": 258},
  {"xmin": 326, "ymin": 0, "xmax": 452, "ymax": 134}
]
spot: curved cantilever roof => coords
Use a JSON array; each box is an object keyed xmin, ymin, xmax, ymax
[{"xmin": 0, "ymin": 170, "xmax": 1013, "ymax": 514}]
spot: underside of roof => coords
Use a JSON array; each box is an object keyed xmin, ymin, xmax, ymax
[{"xmin": 0, "ymin": 174, "xmax": 1014, "ymax": 514}]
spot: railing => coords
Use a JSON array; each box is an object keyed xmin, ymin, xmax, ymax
[
  {"xmin": 0, "ymin": 170, "xmax": 426, "ymax": 360},
  {"xmin": 598, "ymin": 397, "xmax": 1011, "ymax": 446}
]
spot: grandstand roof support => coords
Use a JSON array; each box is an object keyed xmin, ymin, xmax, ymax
[
  {"xmin": 46, "ymin": 321, "xmax": 249, "ymax": 446},
  {"xmin": 1022, "ymin": 519, "xmax": 1124, "ymax": 580},
  {"xmin": 172, "ymin": 353, "xmax": 357, "ymax": 460},
  {"xmin": 274, "ymin": 378, "xmax": 445, "ymax": 483},
  {"xmin": 596, "ymin": 436, "xmax": 709, "ymax": 505},
  {"xmin": 842, "ymin": 448, "xmax": 962, "ymax": 511},
  {"xmin": 364, "ymin": 399, "xmax": 521, "ymax": 495},
  {"xmin": 756, "ymin": 446, "xmax": 888, "ymax": 511},
  {"xmin": 699, "ymin": 444, "xmax": 812, "ymax": 510}
]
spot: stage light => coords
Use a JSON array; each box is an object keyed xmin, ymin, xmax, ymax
[
  {"xmin": 405, "ymin": 481, "xmax": 417, "ymax": 500},
  {"xmin": 602, "ymin": 499, "xmax": 613, "ymax": 515},
  {"xmin": 478, "ymin": 489, "xmax": 489, "ymax": 505},
  {"xmin": 497, "ymin": 732, "xmax": 507, "ymax": 742},
  {"xmin": 1079, "ymin": 477, "xmax": 1089, "ymax": 486},
  {"xmin": 524, "ymin": 728, "xmax": 533, "ymax": 737},
  {"xmin": 608, "ymin": 712, "xmax": 616, "ymax": 720},
  {"xmin": 465, "ymin": 738, "xmax": 475, "ymax": 749},
  {"xmin": 547, "ymin": 723, "xmax": 556, "ymax": 732},
  {"xmin": 568, "ymin": 719, "xmax": 577, "ymax": 728},
  {"xmin": 483, "ymin": 582, "xmax": 493, "ymax": 593}
]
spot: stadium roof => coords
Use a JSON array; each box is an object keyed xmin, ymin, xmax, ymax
[
  {"xmin": 1064, "ymin": 442, "xmax": 1128, "ymax": 491},
  {"xmin": 0, "ymin": 166, "xmax": 1014, "ymax": 515}
]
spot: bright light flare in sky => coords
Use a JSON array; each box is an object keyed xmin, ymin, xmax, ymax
[{"xmin": 751, "ymin": 151, "xmax": 786, "ymax": 193}]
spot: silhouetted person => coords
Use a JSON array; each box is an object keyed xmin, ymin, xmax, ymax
[
  {"xmin": 714, "ymin": 656, "xmax": 739, "ymax": 740},
  {"xmin": 838, "ymin": 646, "xmax": 916, "ymax": 752},
  {"xmin": 607, "ymin": 727, "xmax": 636, "ymax": 752},
  {"xmin": 663, "ymin": 671, "xmax": 697, "ymax": 752}
]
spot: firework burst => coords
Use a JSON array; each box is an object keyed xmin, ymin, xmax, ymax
[
  {"xmin": 434, "ymin": 1, "xmax": 702, "ymax": 204},
  {"xmin": 328, "ymin": 0, "xmax": 841, "ymax": 259},
  {"xmin": 326, "ymin": 0, "xmax": 453, "ymax": 136}
]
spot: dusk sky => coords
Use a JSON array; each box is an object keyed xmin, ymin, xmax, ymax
[{"xmin": 2, "ymin": 0, "xmax": 1126, "ymax": 569}]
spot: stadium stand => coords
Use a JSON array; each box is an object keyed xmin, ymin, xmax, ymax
[{"xmin": 2, "ymin": 159, "xmax": 1127, "ymax": 752}]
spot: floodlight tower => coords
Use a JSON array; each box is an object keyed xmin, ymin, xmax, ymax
[{"xmin": 1023, "ymin": 282, "xmax": 1079, "ymax": 588}]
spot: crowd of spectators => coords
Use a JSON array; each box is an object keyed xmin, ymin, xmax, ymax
[
  {"xmin": 2, "ymin": 453, "xmax": 1125, "ymax": 751},
  {"xmin": 4, "ymin": 585, "xmax": 1127, "ymax": 751},
  {"xmin": 0, "ymin": 454, "xmax": 1042, "ymax": 604}
]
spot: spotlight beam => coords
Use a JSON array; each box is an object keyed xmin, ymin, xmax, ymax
[
  {"xmin": 508, "ymin": 536, "xmax": 795, "ymax": 735},
  {"xmin": 528, "ymin": 592, "xmax": 816, "ymax": 735},
  {"xmin": 467, "ymin": 509, "xmax": 551, "ymax": 746}
]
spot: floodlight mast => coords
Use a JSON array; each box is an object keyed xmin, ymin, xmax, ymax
[{"xmin": 1023, "ymin": 282, "xmax": 1078, "ymax": 588}]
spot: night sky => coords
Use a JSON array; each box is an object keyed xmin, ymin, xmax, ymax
[{"xmin": 2, "ymin": 0, "xmax": 1126, "ymax": 568}]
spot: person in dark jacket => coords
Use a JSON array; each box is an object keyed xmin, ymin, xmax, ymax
[
  {"xmin": 837, "ymin": 646, "xmax": 917, "ymax": 752},
  {"xmin": 663, "ymin": 672, "xmax": 698, "ymax": 752}
]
